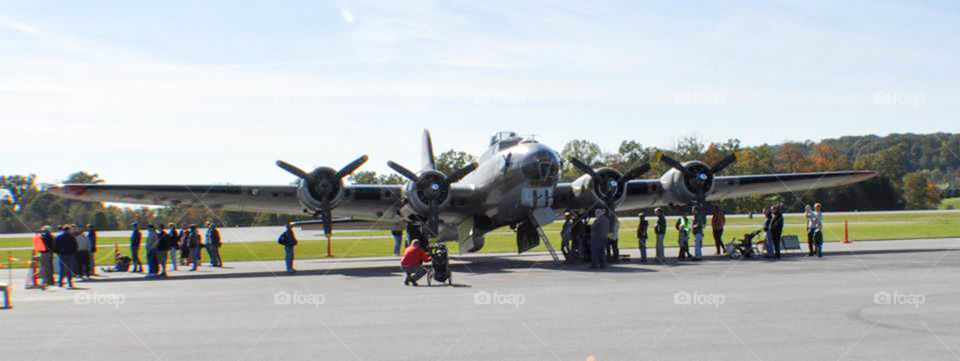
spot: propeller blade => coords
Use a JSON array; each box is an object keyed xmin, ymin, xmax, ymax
[
  {"xmin": 569, "ymin": 157, "xmax": 599, "ymax": 178},
  {"xmin": 711, "ymin": 154, "xmax": 737, "ymax": 174},
  {"xmin": 276, "ymin": 160, "xmax": 310, "ymax": 179},
  {"xmin": 447, "ymin": 161, "xmax": 479, "ymax": 184},
  {"xmin": 336, "ymin": 155, "xmax": 369, "ymax": 179},
  {"xmin": 619, "ymin": 163, "xmax": 651, "ymax": 187},
  {"xmin": 421, "ymin": 129, "xmax": 437, "ymax": 172},
  {"xmin": 659, "ymin": 154, "xmax": 695, "ymax": 177},
  {"xmin": 387, "ymin": 161, "xmax": 420, "ymax": 182}
]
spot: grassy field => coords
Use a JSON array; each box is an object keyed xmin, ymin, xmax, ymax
[
  {"xmin": 941, "ymin": 197, "xmax": 960, "ymax": 210},
  {"xmin": 1, "ymin": 211, "xmax": 958, "ymax": 268}
]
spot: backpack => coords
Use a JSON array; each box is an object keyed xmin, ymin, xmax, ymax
[{"xmin": 278, "ymin": 232, "xmax": 289, "ymax": 246}]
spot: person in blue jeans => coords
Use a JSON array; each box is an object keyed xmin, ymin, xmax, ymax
[
  {"xmin": 129, "ymin": 223, "xmax": 143, "ymax": 273},
  {"xmin": 279, "ymin": 223, "xmax": 298, "ymax": 273},
  {"xmin": 808, "ymin": 203, "xmax": 825, "ymax": 257},
  {"xmin": 391, "ymin": 223, "xmax": 404, "ymax": 256}
]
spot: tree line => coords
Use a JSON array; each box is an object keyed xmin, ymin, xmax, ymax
[{"xmin": 2, "ymin": 133, "xmax": 957, "ymax": 233}]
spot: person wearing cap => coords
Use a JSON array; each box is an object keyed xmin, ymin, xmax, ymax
[
  {"xmin": 205, "ymin": 222, "xmax": 222, "ymax": 267},
  {"xmin": 39, "ymin": 226, "xmax": 56, "ymax": 285},
  {"xmin": 637, "ymin": 213, "xmax": 649, "ymax": 263},
  {"xmin": 654, "ymin": 208, "xmax": 666, "ymax": 261},
  {"xmin": 400, "ymin": 239, "xmax": 431, "ymax": 286},
  {"xmin": 590, "ymin": 208, "xmax": 610, "ymax": 268},
  {"xmin": 278, "ymin": 223, "xmax": 298, "ymax": 273},
  {"xmin": 129, "ymin": 223, "xmax": 143, "ymax": 273}
]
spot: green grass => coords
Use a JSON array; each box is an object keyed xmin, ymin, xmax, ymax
[
  {"xmin": 940, "ymin": 197, "xmax": 960, "ymax": 210},
  {"xmin": 1, "ymin": 211, "xmax": 958, "ymax": 269}
]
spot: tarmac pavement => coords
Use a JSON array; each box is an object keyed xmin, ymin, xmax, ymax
[{"xmin": 1, "ymin": 238, "xmax": 959, "ymax": 361}]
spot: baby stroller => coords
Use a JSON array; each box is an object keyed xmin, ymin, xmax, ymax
[
  {"xmin": 426, "ymin": 244, "xmax": 453, "ymax": 286},
  {"xmin": 728, "ymin": 230, "xmax": 763, "ymax": 259}
]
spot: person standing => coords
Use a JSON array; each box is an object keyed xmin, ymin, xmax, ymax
[
  {"xmin": 804, "ymin": 205, "xmax": 815, "ymax": 256},
  {"xmin": 606, "ymin": 210, "xmax": 620, "ymax": 262},
  {"xmin": 74, "ymin": 225, "xmax": 92, "ymax": 280},
  {"xmin": 590, "ymin": 208, "xmax": 610, "ymax": 268},
  {"xmin": 771, "ymin": 205, "xmax": 784, "ymax": 258},
  {"xmin": 130, "ymin": 223, "xmax": 143, "ymax": 273},
  {"xmin": 278, "ymin": 223, "xmax": 298, "ymax": 274},
  {"xmin": 145, "ymin": 224, "xmax": 159, "ymax": 277},
  {"xmin": 54, "ymin": 225, "xmax": 78, "ymax": 288},
  {"xmin": 167, "ymin": 224, "xmax": 179, "ymax": 271},
  {"xmin": 561, "ymin": 211, "xmax": 575, "ymax": 261},
  {"xmin": 400, "ymin": 239, "xmax": 431, "ymax": 286},
  {"xmin": 637, "ymin": 213, "xmax": 649, "ymax": 263},
  {"xmin": 189, "ymin": 225, "xmax": 202, "ymax": 271},
  {"xmin": 692, "ymin": 206, "xmax": 705, "ymax": 260},
  {"xmin": 654, "ymin": 208, "xmax": 666, "ymax": 261},
  {"xmin": 676, "ymin": 212, "xmax": 691, "ymax": 260},
  {"xmin": 712, "ymin": 208, "xmax": 726, "ymax": 255},
  {"xmin": 39, "ymin": 226, "xmax": 56, "ymax": 286},
  {"xmin": 179, "ymin": 226, "xmax": 190, "ymax": 266},
  {"xmin": 205, "ymin": 223, "xmax": 222, "ymax": 267},
  {"xmin": 810, "ymin": 203, "xmax": 824, "ymax": 257},
  {"xmin": 157, "ymin": 224, "xmax": 170, "ymax": 277},
  {"xmin": 86, "ymin": 225, "xmax": 97, "ymax": 275},
  {"xmin": 762, "ymin": 207, "xmax": 774, "ymax": 258},
  {"xmin": 391, "ymin": 223, "xmax": 404, "ymax": 257}
]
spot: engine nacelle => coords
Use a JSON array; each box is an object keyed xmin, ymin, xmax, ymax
[
  {"xmin": 296, "ymin": 167, "xmax": 347, "ymax": 212},
  {"xmin": 402, "ymin": 170, "xmax": 452, "ymax": 215},
  {"xmin": 571, "ymin": 167, "xmax": 628, "ymax": 206},
  {"xmin": 660, "ymin": 160, "xmax": 715, "ymax": 203}
]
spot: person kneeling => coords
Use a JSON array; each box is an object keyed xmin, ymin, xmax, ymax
[{"xmin": 400, "ymin": 240, "xmax": 431, "ymax": 286}]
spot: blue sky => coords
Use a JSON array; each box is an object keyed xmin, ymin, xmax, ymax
[{"xmin": 1, "ymin": 0, "xmax": 957, "ymax": 185}]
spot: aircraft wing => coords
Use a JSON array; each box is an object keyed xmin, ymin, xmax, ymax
[
  {"xmin": 555, "ymin": 170, "xmax": 876, "ymax": 213},
  {"xmin": 706, "ymin": 171, "xmax": 876, "ymax": 201},
  {"xmin": 47, "ymin": 183, "xmax": 405, "ymax": 221}
]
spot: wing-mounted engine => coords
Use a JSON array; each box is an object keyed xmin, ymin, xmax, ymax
[
  {"xmin": 387, "ymin": 130, "xmax": 478, "ymax": 239},
  {"xmin": 658, "ymin": 154, "xmax": 736, "ymax": 206},
  {"xmin": 275, "ymin": 155, "xmax": 368, "ymax": 236},
  {"xmin": 568, "ymin": 158, "xmax": 650, "ymax": 208}
]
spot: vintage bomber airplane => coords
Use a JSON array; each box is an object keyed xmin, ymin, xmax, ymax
[{"xmin": 49, "ymin": 130, "xmax": 875, "ymax": 259}]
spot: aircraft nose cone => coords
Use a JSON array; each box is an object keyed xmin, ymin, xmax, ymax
[{"xmin": 519, "ymin": 146, "xmax": 561, "ymax": 185}]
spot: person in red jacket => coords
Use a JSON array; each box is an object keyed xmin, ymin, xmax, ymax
[{"xmin": 401, "ymin": 240, "xmax": 431, "ymax": 286}]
